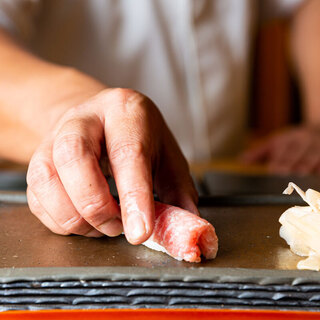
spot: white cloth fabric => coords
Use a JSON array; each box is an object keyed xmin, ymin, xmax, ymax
[{"xmin": 0, "ymin": 0, "xmax": 303, "ymax": 161}]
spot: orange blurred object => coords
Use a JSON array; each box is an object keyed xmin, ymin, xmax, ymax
[{"xmin": 0, "ymin": 309, "xmax": 320, "ymax": 320}]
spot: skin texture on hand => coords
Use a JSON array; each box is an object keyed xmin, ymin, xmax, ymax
[
  {"xmin": 241, "ymin": 127, "xmax": 320, "ymax": 175},
  {"xmin": 0, "ymin": 28, "xmax": 197, "ymax": 245},
  {"xmin": 26, "ymin": 88, "xmax": 199, "ymax": 244}
]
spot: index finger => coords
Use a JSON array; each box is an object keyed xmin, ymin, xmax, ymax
[
  {"xmin": 104, "ymin": 90, "xmax": 155, "ymax": 245},
  {"xmin": 109, "ymin": 142, "xmax": 154, "ymax": 245}
]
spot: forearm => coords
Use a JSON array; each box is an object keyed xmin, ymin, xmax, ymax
[
  {"xmin": 0, "ymin": 29, "xmax": 106, "ymax": 163},
  {"xmin": 291, "ymin": 0, "xmax": 320, "ymax": 126}
]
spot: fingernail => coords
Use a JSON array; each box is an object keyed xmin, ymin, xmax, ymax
[
  {"xmin": 85, "ymin": 229, "xmax": 105, "ymax": 238},
  {"xmin": 126, "ymin": 213, "xmax": 146, "ymax": 243},
  {"xmin": 99, "ymin": 217, "xmax": 123, "ymax": 237}
]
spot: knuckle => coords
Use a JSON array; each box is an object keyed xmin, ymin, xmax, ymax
[
  {"xmin": 59, "ymin": 117, "xmax": 94, "ymax": 133},
  {"xmin": 77, "ymin": 196, "xmax": 111, "ymax": 223},
  {"xmin": 53, "ymin": 133, "xmax": 92, "ymax": 168},
  {"xmin": 27, "ymin": 157, "xmax": 56, "ymax": 190},
  {"xmin": 108, "ymin": 88, "xmax": 150, "ymax": 115},
  {"xmin": 108, "ymin": 141, "xmax": 148, "ymax": 164},
  {"xmin": 121, "ymin": 186, "xmax": 149, "ymax": 204},
  {"xmin": 60, "ymin": 215, "xmax": 87, "ymax": 234},
  {"xmin": 109, "ymin": 88, "xmax": 138, "ymax": 102}
]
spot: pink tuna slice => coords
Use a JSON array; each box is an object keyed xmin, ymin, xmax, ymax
[{"xmin": 144, "ymin": 202, "xmax": 218, "ymax": 263}]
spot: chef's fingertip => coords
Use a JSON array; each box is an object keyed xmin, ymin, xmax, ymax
[{"xmin": 125, "ymin": 213, "xmax": 148, "ymax": 244}]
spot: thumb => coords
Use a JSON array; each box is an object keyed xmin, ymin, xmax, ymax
[{"xmin": 155, "ymin": 130, "xmax": 200, "ymax": 216}]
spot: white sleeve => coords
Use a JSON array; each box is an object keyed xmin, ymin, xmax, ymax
[
  {"xmin": 261, "ymin": 0, "xmax": 306, "ymax": 19},
  {"xmin": 0, "ymin": 0, "xmax": 40, "ymax": 40}
]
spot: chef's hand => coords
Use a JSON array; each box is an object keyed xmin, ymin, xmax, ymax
[
  {"xmin": 241, "ymin": 126, "xmax": 320, "ymax": 175},
  {"xmin": 26, "ymin": 88, "xmax": 198, "ymax": 244}
]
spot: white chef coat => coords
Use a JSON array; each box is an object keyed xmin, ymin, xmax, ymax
[{"xmin": 0, "ymin": 0, "xmax": 303, "ymax": 161}]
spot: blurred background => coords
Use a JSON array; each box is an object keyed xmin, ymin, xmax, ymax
[{"xmin": 0, "ymin": 0, "xmax": 319, "ymax": 198}]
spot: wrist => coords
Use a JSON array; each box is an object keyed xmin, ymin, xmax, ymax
[
  {"xmin": 31, "ymin": 67, "xmax": 107, "ymax": 135},
  {"xmin": 0, "ymin": 67, "xmax": 106, "ymax": 163}
]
